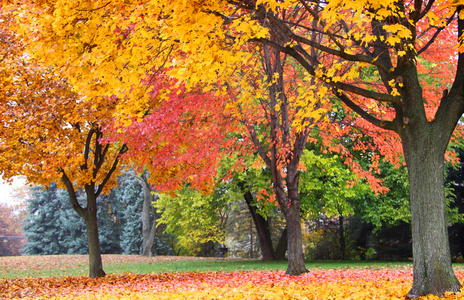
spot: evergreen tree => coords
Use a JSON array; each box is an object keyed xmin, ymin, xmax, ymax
[
  {"xmin": 22, "ymin": 183, "xmax": 71, "ymax": 255},
  {"xmin": 22, "ymin": 183, "xmax": 124, "ymax": 255},
  {"xmin": 98, "ymin": 191, "xmax": 123, "ymax": 254},
  {"xmin": 119, "ymin": 175, "xmax": 143, "ymax": 255},
  {"xmin": 21, "ymin": 173, "xmax": 176, "ymax": 256}
]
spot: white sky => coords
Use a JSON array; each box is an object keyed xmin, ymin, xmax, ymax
[{"xmin": 0, "ymin": 177, "xmax": 28, "ymax": 206}]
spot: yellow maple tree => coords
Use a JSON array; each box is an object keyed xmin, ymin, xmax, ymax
[{"xmin": 0, "ymin": 4, "xmax": 127, "ymax": 278}]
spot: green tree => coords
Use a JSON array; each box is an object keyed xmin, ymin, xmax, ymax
[
  {"xmin": 156, "ymin": 186, "xmax": 227, "ymax": 256},
  {"xmin": 22, "ymin": 182, "xmax": 125, "ymax": 255},
  {"xmin": 119, "ymin": 175, "xmax": 144, "ymax": 255},
  {"xmin": 22, "ymin": 183, "xmax": 83, "ymax": 255}
]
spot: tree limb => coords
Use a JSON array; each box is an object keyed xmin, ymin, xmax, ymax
[
  {"xmin": 95, "ymin": 144, "xmax": 128, "ymax": 198},
  {"xmin": 335, "ymin": 90, "xmax": 397, "ymax": 131},
  {"xmin": 60, "ymin": 169, "xmax": 86, "ymax": 219}
]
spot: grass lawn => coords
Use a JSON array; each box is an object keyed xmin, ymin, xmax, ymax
[
  {"xmin": 3, "ymin": 256, "xmax": 464, "ymax": 299},
  {"xmin": 0, "ymin": 254, "xmax": 414, "ymax": 279}
]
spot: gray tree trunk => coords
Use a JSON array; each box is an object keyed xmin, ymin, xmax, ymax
[
  {"xmin": 282, "ymin": 177, "xmax": 307, "ymax": 275},
  {"xmin": 402, "ymin": 126, "xmax": 461, "ymax": 298},
  {"xmin": 135, "ymin": 173, "xmax": 158, "ymax": 257}
]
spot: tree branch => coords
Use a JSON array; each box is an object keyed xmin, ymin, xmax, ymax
[
  {"xmin": 417, "ymin": 0, "xmax": 435, "ymax": 21},
  {"xmin": 60, "ymin": 169, "xmax": 86, "ymax": 219},
  {"xmin": 262, "ymin": 9, "xmax": 392, "ymax": 74},
  {"xmin": 257, "ymin": 38, "xmax": 401, "ymax": 104},
  {"xmin": 81, "ymin": 127, "xmax": 95, "ymax": 171},
  {"xmin": 417, "ymin": 13, "xmax": 456, "ymax": 55},
  {"xmin": 335, "ymin": 90, "xmax": 397, "ymax": 131},
  {"xmin": 95, "ymin": 144, "xmax": 128, "ymax": 198},
  {"xmin": 434, "ymin": 6, "xmax": 464, "ymax": 139},
  {"xmin": 247, "ymin": 123, "xmax": 272, "ymax": 167}
]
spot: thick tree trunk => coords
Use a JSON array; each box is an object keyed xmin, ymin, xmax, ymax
[
  {"xmin": 404, "ymin": 145, "xmax": 461, "ymax": 298},
  {"xmin": 401, "ymin": 123, "xmax": 461, "ymax": 298},
  {"xmin": 243, "ymin": 191, "xmax": 277, "ymax": 261},
  {"xmin": 85, "ymin": 192, "xmax": 105, "ymax": 278},
  {"xmin": 283, "ymin": 198, "xmax": 307, "ymax": 275},
  {"xmin": 393, "ymin": 53, "xmax": 463, "ymax": 297},
  {"xmin": 274, "ymin": 227, "xmax": 288, "ymax": 260}
]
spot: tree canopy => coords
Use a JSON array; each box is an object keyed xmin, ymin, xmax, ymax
[{"xmin": 3, "ymin": 0, "xmax": 464, "ymax": 297}]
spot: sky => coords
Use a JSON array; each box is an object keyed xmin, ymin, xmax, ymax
[{"xmin": 0, "ymin": 177, "xmax": 27, "ymax": 206}]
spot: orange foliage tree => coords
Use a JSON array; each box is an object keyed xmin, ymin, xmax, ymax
[
  {"xmin": 15, "ymin": 0, "xmax": 464, "ymax": 296},
  {"xmin": 0, "ymin": 5, "xmax": 127, "ymax": 277}
]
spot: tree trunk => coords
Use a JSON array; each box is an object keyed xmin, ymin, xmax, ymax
[
  {"xmin": 85, "ymin": 191, "xmax": 105, "ymax": 278},
  {"xmin": 402, "ymin": 130, "xmax": 461, "ymax": 298},
  {"xmin": 274, "ymin": 227, "xmax": 288, "ymax": 260},
  {"xmin": 243, "ymin": 191, "xmax": 277, "ymax": 261},
  {"xmin": 136, "ymin": 174, "xmax": 158, "ymax": 257},
  {"xmin": 142, "ymin": 217, "xmax": 157, "ymax": 257},
  {"xmin": 246, "ymin": 43, "xmax": 309, "ymax": 275},
  {"xmin": 283, "ymin": 198, "xmax": 307, "ymax": 275},
  {"xmin": 339, "ymin": 215, "xmax": 345, "ymax": 260}
]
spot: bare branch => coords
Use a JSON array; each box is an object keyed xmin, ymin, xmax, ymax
[
  {"xmin": 417, "ymin": 12, "xmax": 456, "ymax": 55},
  {"xmin": 335, "ymin": 90, "xmax": 397, "ymax": 131}
]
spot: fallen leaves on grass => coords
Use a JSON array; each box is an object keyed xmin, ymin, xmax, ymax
[
  {"xmin": 2, "ymin": 268, "xmax": 464, "ymax": 299},
  {"xmin": 0, "ymin": 255, "xmax": 227, "ymax": 278}
]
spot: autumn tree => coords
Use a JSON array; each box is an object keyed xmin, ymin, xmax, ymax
[
  {"xmin": 227, "ymin": 44, "xmax": 323, "ymax": 274},
  {"xmin": 225, "ymin": 1, "xmax": 464, "ymax": 298},
  {"xmin": 19, "ymin": 0, "xmax": 376, "ymax": 276},
  {"xmin": 0, "ymin": 5, "xmax": 127, "ymax": 277},
  {"xmin": 20, "ymin": 0, "xmax": 464, "ymax": 294}
]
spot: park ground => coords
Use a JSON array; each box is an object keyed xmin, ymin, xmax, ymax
[{"xmin": 1, "ymin": 255, "xmax": 464, "ymax": 299}]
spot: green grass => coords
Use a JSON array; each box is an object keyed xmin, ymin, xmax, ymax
[
  {"xmin": 0, "ymin": 255, "xmax": 417, "ymax": 279},
  {"xmin": 107, "ymin": 259, "xmax": 415, "ymax": 275},
  {"xmin": 107, "ymin": 259, "xmax": 290, "ymax": 274}
]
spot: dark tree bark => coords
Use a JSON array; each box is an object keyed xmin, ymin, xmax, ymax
[
  {"xmin": 135, "ymin": 172, "xmax": 158, "ymax": 257},
  {"xmin": 399, "ymin": 97, "xmax": 462, "ymax": 297},
  {"xmin": 274, "ymin": 227, "xmax": 288, "ymax": 260},
  {"xmin": 339, "ymin": 215, "xmax": 345, "ymax": 260},
  {"xmin": 84, "ymin": 187, "xmax": 105, "ymax": 278},
  {"xmin": 243, "ymin": 190, "xmax": 277, "ymax": 261},
  {"xmin": 60, "ymin": 126, "xmax": 127, "ymax": 278},
  {"xmin": 283, "ymin": 173, "xmax": 307, "ymax": 274}
]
